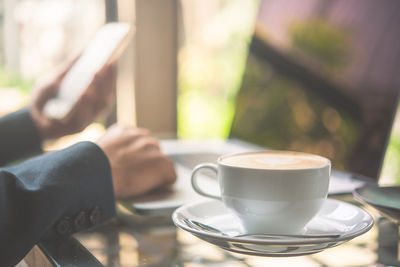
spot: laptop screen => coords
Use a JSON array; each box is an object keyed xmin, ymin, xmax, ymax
[{"xmin": 230, "ymin": 0, "xmax": 400, "ymax": 179}]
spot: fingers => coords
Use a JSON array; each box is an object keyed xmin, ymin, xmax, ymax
[
  {"xmin": 97, "ymin": 62, "xmax": 117, "ymax": 79},
  {"xmin": 129, "ymin": 134, "xmax": 160, "ymax": 152},
  {"xmin": 110, "ymin": 124, "xmax": 151, "ymax": 143},
  {"xmin": 92, "ymin": 62, "xmax": 117, "ymax": 91},
  {"xmin": 117, "ymin": 129, "xmax": 159, "ymax": 164},
  {"xmin": 81, "ymin": 62, "xmax": 117, "ymax": 118},
  {"xmin": 96, "ymin": 124, "xmax": 177, "ymax": 199},
  {"xmin": 67, "ymin": 70, "xmax": 117, "ymax": 130},
  {"xmin": 30, "ymin": 80, "xmax": 58, "ymax": 112},
  {"xmin": 55, "ymin": 52, "xmax": 82, "ymax": 82},
  {"xmin": 156, "ymin": 153, "xmax": 177, "ymax": 185}
]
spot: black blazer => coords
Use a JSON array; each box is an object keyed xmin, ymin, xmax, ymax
[{"xmin": 0, "ymin": 109, "xmax": 116, "ymax": 266}]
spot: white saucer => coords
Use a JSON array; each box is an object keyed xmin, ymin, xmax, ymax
[{"xmin": 172, "ymin": 199, "xmax": 373, "ymax": 257}]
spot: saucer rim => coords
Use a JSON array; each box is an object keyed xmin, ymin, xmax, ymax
[{"xmin": 172, "ymin": 198, "xmax": 374, "ymax": 245}]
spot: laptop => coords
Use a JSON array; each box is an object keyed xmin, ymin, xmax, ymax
[{"xmin": 122, "ymin": 0, "xmax": 400, "ymax": 216}]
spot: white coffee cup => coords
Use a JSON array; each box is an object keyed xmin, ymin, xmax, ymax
[{"xmin": 191, "ymin": 150, "xmax": 331, "ymax": 234}]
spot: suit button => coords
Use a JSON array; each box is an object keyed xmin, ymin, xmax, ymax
[
  {"xmin": 74, "ymin": 211, "xmax": 87, "ymax": 231},
  {"xmin": 56, "ymin": 217, "xmax": 71, "ymax": 236},
  {"xmin": 89, "ymin": 206, "xmax": 102, "ymax": 225}
]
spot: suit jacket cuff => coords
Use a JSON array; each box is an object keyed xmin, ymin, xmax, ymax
[{"xmin": 2, "ymin": 141, "xmax": 116, "ymax": 261}]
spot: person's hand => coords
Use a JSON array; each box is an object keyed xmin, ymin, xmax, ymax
[
  {"xmin": 96, "ymin": 124, "xmax": 177, "ymax": 199},
  {"xmin": 30, "ymin": 59, "xmax": 117, "ymax": 140}
]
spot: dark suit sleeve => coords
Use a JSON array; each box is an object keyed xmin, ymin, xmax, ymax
[
  {"xmin": 0, "ymin": 108, "xmax": 43, "ymax": 166},
  {"xmin": 0, "ymin": 141, "xmax": 116, "ymax": 267}
]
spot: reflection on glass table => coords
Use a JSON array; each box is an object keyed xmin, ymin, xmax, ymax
[{"xmin": 38, "ymin": 197, "xmax": 399, "ymax": 267}]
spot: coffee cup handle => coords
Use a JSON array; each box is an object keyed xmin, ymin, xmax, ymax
[{"xmin": 191, "ymin": 163, "xmax": 221, "ymax": 200}]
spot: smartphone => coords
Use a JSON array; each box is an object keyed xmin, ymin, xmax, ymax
[{"xmin": 43, "ymin": 22, "xmax": 134, "ymax": 119}]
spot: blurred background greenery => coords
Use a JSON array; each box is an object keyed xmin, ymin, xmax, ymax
[
  {"xmin": 178, "ymin": 0, "xmax": 259, "ymax": 138},
  {"xmin": 0, "ymin": 68, "xmax": 32, "ymax": 116},
  {"xmin": 0, "ymin": 68, "xmax": 34, "ymax": 93},
  {"xmin": 382, "ymin": 125, "xmax": 400, "ymax": 184}
]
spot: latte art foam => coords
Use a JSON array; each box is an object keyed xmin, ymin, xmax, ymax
[{"xmin": 220, "ymin": 151, "xmax": 328, "ymax": 170}]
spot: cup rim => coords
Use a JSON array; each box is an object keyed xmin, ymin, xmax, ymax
[{"xmin": 217, "ymin": 150, "xmax": 331, "ymax": 171}]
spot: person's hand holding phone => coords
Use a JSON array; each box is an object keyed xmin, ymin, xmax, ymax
[{"xmin": 30, "ymin": 59, "xmax": 116, "ymax": 140}]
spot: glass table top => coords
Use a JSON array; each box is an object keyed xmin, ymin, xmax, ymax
[{"xmin": 41, "ymin": 197, "xmax": 400, "ymax": 266}]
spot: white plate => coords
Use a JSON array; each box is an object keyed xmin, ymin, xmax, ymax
[{"xmin": 172, "ymin": 199, "xmax": 373, "ymax": 256}]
